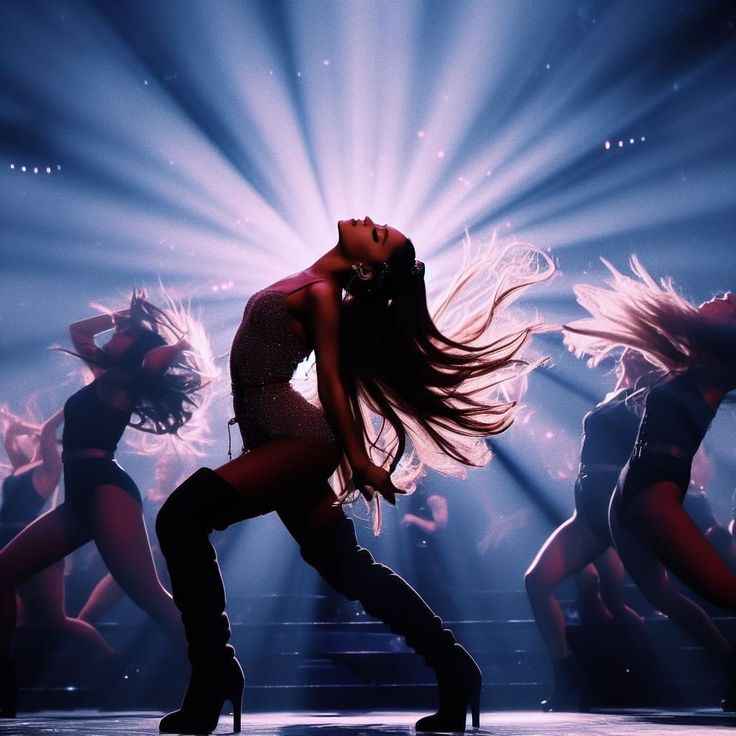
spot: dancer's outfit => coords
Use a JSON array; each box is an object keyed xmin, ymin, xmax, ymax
[
  {"xmin": 574, "ymin": 388, "xmax": 642, "ymax": 542},
  {"xmin": 157, "ymin": 281, "xmax": 481, "ymax": 733},
  {"xmin": 0, "ymin": 470, "xmax": 49, "ymax": 548},
  {"xmin": 617, "ymin": 368, "xmax": 717, "ymax": 524},
  {"xmin": 62, "ymin": 380, "xmax": 141, "ymax": 528}
]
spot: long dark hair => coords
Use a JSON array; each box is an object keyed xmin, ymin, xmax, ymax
[{"xmin": 339, "ymin": 234, "xmax": 555, "ymax": 501}]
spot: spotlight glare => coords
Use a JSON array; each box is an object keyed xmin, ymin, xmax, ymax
[
  {"xmin": 604, "ymin": 141, "xmax": 611, "ymax": 150},
  {"xmin": 9, "ymin": 164, "xmax": 14, "ymax": 170},
  {"xmin": 618, "ymin": 140, "xmax": 624, "ymax": 147},
  {"xmin": 437, "ymin": 150, "xmax": 445, "ymax": 158},
  {"xmin": 45, "ymin": 166, "xmax": 51, "ymax": 174},
  {"xmin": 20, "ymin": 166, "xmax": 26, "ymax": 172}
]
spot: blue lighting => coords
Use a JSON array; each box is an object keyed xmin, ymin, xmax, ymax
[{"xmin": 1, "ymin": 0, "xmax": 735, "ymax": 594}]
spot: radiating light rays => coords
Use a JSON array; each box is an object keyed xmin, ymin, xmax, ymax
[{"xmin": 2, "ymin": 1, "xmax": 736, "ymax": 628}]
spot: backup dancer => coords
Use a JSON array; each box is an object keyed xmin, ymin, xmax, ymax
[
  {"xmin": 525, "ymin": 349, "xmax": 655, "ymax": 711},
  {"xmin": 0, "ymin": 292, "xmax": 212, "ymax": 717},
  {"xmin": 565, "ymin": 258, "xmax": 736, "ymax": 709}
]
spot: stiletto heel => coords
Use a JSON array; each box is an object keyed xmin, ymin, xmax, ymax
[
  {"xmin": 470, "ymin": 687, "xmax": 480, "ymax": 728},
  {"xmin": 159, "ymin": 652, "xmax": 244, "ymax": 735},
  {"xmin": 230, "ymin": 686, "xmax": 242, "ymax": 732},
  {"xmin": 415, "ymin": 644, "xmax": 482, "ymax": 732}
]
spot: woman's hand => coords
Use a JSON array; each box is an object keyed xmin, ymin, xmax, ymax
[{"xmin": 352, "ymin": 461, "xmax": 404, "ymax": 505}]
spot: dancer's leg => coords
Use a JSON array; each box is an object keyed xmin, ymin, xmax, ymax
[
  {"xmin": 611, "ymin": 485, "xmax": 733, "ymax": 659},
  {"xmin": 524, "ymin": 512, "xmax": 609, "ymax": 660},
  {"xmin": 284, "ymin": 494, "xmax": 481, "ymax": 732},
  {"xmin": 0, "ymin": 505, "xmax": 90, "ymax": 657},
  {"xmin": 156, "ymin": 438, "xmax": 340, "ymax": 734},
  {"xmin": 78, "ymin": 572, "xmax": 125, "ymax": 623},
  {"xmin": 17, "ymin": 562, "xmax": 115, "ymax": 656},
  {"xmin": 594, "ymin": 547, "xmax": 646, "ymax": 635},
  {"xmin": 0, "ymin": 505, "xmax": 90, "ymax": 715},
  {"xmin": 87, "ymin": 485, "xmax": 185, "ymax": 649}
]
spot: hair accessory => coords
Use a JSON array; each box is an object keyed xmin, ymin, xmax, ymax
[{"xmin": 411, "ymin": 260, "xmax": 425, "ymax": 279}]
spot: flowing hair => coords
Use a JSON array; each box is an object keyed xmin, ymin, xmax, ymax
[
  {"xmin": 56, "ymin": 290, "xmax": 217, "ymax": 454},
  {"xmin": 563, "ymin": 256, "xmax": 729, "ymax": 373},
  {"xmin": 330, "ymin": 231, "xmax": 555, "ymax": 530}
]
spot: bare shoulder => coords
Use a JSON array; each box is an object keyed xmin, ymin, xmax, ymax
[
  {"xmin": 307, "ymin": 279, "xmax": 342, "ymax": 300},
  {"xmin": 303, "ymin": 280, "xmax": 342, "ymax": 330}
]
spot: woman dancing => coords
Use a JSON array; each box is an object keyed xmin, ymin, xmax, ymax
[
  {"xmin": 156, "ymin": 218, "xmax": 554, "ymax": 734},
  {"xmin": 0, "ymin": 407, "xmax": 115, "ymax": 716},
  {"xmin": 565, "ymin": 257, "xmax": 736, "ymax": 709},
  {"xmin": 524, "ymin": 349, "xmax": 654, "ymax": 712},
  {"xmin": 0, "ymin": 292, "xmax": 212, "ymax": 717}
]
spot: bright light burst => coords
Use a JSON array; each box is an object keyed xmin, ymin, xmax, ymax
[{"xmin": 1, "ymin": 0, "xmax": 736, "ymax": 581}]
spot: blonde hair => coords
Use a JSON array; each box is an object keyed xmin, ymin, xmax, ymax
[{"xmin": 564, "ymin": 256, "xmax": 708, "ymax": 373}]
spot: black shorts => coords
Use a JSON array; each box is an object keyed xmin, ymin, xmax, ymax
[
  {"xmin": 63, "ymin": 458, "xmax": 142, "ymax": 528},
  {"xmin": 574, "ymin": 470, "xmax": 620, "ymax": 545}
]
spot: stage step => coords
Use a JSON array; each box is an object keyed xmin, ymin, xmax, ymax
[{"xmin": 10, "ymin": 591, "xmax": 736, "ymax": 712}]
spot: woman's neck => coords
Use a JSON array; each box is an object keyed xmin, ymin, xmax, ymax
[{"xmin": 305, "ymin": 245, "xmax": 352, "ymax": 288}]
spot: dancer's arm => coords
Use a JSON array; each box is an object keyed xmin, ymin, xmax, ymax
[
  {"xmin": 3, "ymin": 417, "xmax": 39, "ymax": 468},
  {"xmin": 33, "ymin": 410, "xmax": 64, "ymax": 499},
  {"xmin": 69, "ymin": 311, "xmax": 128, "ymax": 375},
  {"xmin": 142, "ymin": 338, "xmax": 191, "ymax": 376},
  {"xmin": 402, "ymin": 513, "xmax": 439, "ymax": 534},
  {"xmin": 306, "ymin": 281, "xmax": 401, "ymax": 504}
]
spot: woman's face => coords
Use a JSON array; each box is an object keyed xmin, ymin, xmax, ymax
[
  {"xmin": 698, "ymin": 292, "xmax": 736, "ymax": 322},
  {"xmin": 338, "ymin": 216, "xmax": 408, "ymax": 265}
]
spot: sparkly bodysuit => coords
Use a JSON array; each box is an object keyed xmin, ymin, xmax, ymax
[{"xmin": 230, "ymin": 283, "xmax": 336, "ymax": 451}]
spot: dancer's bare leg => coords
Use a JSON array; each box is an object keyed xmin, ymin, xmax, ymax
[
  {"xmin": 88, "ymin": 485, "xmax": 185, "ymax": 650},
  {"xmin": 525, "ymin": 512, "xmax": 609, "ymax": 659}
]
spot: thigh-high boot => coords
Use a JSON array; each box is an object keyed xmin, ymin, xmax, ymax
[
  {"xmin": 155, "ymin": 468, "xmax": 245, "ymax": 735},
  {"xmin": 298, "ymin": 514, "xmax": 482, "ymax": 732}
]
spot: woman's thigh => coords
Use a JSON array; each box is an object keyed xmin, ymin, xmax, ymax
[{"xmin": 213, "ymin": 438, "xmax": 341, "ymax": 523}]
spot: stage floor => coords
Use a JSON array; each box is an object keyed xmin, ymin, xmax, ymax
[{"xmin": 1, "ymin": 709, "xmax": 735, "ymax": 735}]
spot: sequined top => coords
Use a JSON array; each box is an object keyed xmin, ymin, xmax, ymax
[
  {"xmin": 230, "ymin": 289, "xmax": 310, "ymax": 388},
  {"xmin": 230, "ymin": 285, "xmax": 336, "ymax": 451}
]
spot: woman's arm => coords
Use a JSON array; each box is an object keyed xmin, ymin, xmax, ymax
[
  {"xmin": 3, "ymin": 420, "xmax": 39, "ymax": 468},
  {"xmin": 69, "ymin": 313, "xmax": 116, "ymax": 359},
  {"xmin": 141, "ymin": 339, "xmax": 190, "ymax": 376},
  {"xmin": 306, "ymin": 282, "xmax": 401, "ymax": 504},
  {"xmin": 69, "ymin": 312, "xmax": 131, "ymax": 379},
  {"xmin": 32, "ymin": 410, "xmax": 64, "ymax": 498},
  {"xmin": 401, "ymin": 513, "xmax": 438, "ymax": 534}
]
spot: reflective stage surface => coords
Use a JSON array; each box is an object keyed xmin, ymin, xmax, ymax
[{"xmin": 2, "ymin": 709, "xmax": 736, "ymax": 736}]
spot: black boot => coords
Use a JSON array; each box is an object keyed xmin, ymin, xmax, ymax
[
  {"xmin": 541, "ymin": 657, "xmax": 590, "ymax": 712},
  {"xmin": 156, "ymin": 468, "xmax": 245, "ymax": 735},
  {"xmin": 299, "ymin": 515, "xmax": 481, "ymax": 732}
]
